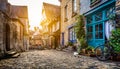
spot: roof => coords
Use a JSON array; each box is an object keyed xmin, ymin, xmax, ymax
[
  {"xmin": 42, "ymin": 2, "xmax": 60, "ymax": 21},
  {"xmin": 10, "ymin": 5, "xmax": 28, "ymax": 18}
]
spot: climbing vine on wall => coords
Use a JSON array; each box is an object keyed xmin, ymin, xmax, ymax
[
  {"xmin": 110, "ymin": 28, "xmax": 120, "ymax": 53},
  {"xmin": 74, "ymin": 15, "xmax": 87, "ymax": 50},
  {"xmin": 74, "ymin": 15, "xmax": 85, "ymax": 40}
]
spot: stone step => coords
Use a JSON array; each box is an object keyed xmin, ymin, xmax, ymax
[
  {"xmin": 11, "ymin": 53, "xmax": 20, "ymax": 58},
  {"xmin": 6, "ymin": 51, "xmax": 17, "ymax": 56}
]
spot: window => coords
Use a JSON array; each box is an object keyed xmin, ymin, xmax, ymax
[
  {"xmin": 52, "ymin": 24, "xmax": 55, "ymax": 32},
  {"xmin": 95, "ymin": 23, "xmax": 103, "ymax": 39},
  {"xmin": 91, "ymin": 0, "xmax": 97, "ymax": 4},
  {"xmin": 69, "ymin": 27, "xmax": 76, "ymax": 43},
  {"xmin": 64, "ymin": 5, "xmax": 68, "ymax": 22},
  {"xmin": 56, "ymin": 22, "xmax": 59, "ymax": 30},
  {"xmin": 65, "ymin": 5, "xmax": 68, "ymax": 18},
  {"xmin": 72, "ymin": 0, "xmax": 77, "ymax": 13},
  {"xmin": 62, "ymin": 32, "xmax": 64, "ymax": 45},
  {"xmin": 106, "ymin": 6, "xmax": 115, "ymax": 18},
  {"xmin": 50, "ymin": 26, "xmax": 52, "ymax": 33},
  {"xmin": 95, "ymin": 12, "xmax": 102, "ymax": 21},
  {"xmin": 87, "ymin": 26, "xmax": 93, "ymax": 39},
  {"xmin": 20, "ymin": 26, "xmax": 21, "ymax": 40},
  {"xmin": 90, "ymin": 0, "xmax": 101, "ymax": 7},
  {"xmin": 87, "ymin": 16, "xmax": 92, "ymax": 24},
  {"xmin": 86, "ymin": 11, "xmax": 104, "ymax": 41},
  {"xmin": 86, "ymin": 4, "xmax": 115, "ymax": 46}
]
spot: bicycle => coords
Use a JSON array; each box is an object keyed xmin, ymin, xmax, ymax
[{"xmin": 94, "ymin": 41, "xmax": 117, "ymax": 61}]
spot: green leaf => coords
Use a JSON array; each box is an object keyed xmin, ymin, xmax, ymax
[{"xmin": 110, "ymin": 28, "xmax": 120, "ymax": 53}]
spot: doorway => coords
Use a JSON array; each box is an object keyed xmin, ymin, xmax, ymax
[{"xmin": 5, "ymin": 24, "xmax": 10, "ymax": 51}]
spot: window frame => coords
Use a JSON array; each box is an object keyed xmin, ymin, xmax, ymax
[
  {"xmin": 72, "ymin": 0, "xmax": 77, "ymax": 13},
  {"xmin": 90, "ymin": 0, "xmax": 101, "ymax": 7},
  {"xmin": 68, "ymin": 27, "xmax": 76, "ymax": 43},
  {"xmin": 64, "ymin": 5, "xmax": 68, "ymax": 22},
  {"xmin": 65, "ymin": 5, "xmax": 68, "ymax": 19}
]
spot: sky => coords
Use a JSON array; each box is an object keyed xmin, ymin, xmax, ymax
[{"xmin": 8, "ymin": 0, "xmax": 60, "ymax": 30}]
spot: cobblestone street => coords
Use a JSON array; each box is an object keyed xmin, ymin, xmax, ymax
[{"xmin": 0, "ymin": 50, "xmax": 120, "ymax": 69}]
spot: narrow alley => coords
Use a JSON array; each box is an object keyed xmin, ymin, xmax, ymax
[
  {"xmin": 0, "ymin": 50, "xmax": 120, "ymax": 69},
  {"xmin": 0, "ymin": 0, "xmax": 120, "ymax": 69}
]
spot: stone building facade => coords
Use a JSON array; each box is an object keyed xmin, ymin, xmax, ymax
[
  {"xmin": 0, "ymin": 0, "xmax": 12, "ymax": 58},
  {"xmin": 40, "ymin": 19, "xmax": 49, "ymax": 47},
  {"xmin": 29, "ymin": 27, "xmax": 42, "ymax": 46},
  {"xmin": 10, "ymin": 5, "xmax": 29, "ymax": 51},
  {"xmin": 41, "ymin": 2, "xmax": 60, "ymax": 48},
  {"xmin": 60, "ymin": 0, "xmax": 80, "ymax": 46},
  {"xmin": 0, "ymin": 0, "xmax": 29, "ymax": 58}
]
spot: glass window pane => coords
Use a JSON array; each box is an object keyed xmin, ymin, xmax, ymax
[
  {"xmin": 70, "ymin": 29, "xmax": 72, "ymax": 40},
  {"xmin": 95, "ymin": 23, "xmax": 103, "ymax": 39},
  {"xmin": 95, "ymin": 32, "xmax": 99, "ymax": 39},
  {"xmin": 90, "ymin": 0, "xmax": 99, "ymax": 4},
  {"xmin": 88, "ymin": 26, "xmax": 92, "ymax": 32},
  {"xmin": 69, "ymin": 28, "xmax": 76, "ymax": 41},
  {"xmin": 95, "ymin": 12, "xmax": 102, "ymax": 21},
  {"xmin": 73, "ymin": 31, "xmax": 74, "ymax": 40},
  {"xmin": 73, "ymin": 0, "xmax": 77, "ymax": 12},
  {"xmin": 74, "ymin": 33, "xmax": 76, "ymax": 40},
  {"xmin": 87, "ymin": 16, "xmax": 92, "ymax": 24},
  {"xmin": 106, "ymin": 6, "xmax": 115, "ymax": 18},
  {"xmin": 95, "ymin": 24, "xmax": 99, "ymax": 32},
  {"xmin": 99, "ymin": 32, "xmax": 103, "ymax": 39},
  {"xmin": 74, "ymin": 28, "xmax": 76, "ymax": 40},
  {"xmin": 99, "ymin": 23, "xmax": 103, "ymax": 31},
  {"xmin": 88, "ymin": 33, "xmax": 92, "ymax": 39},
  {"xmin": 65, "ymin": 5, "xmax": 68, "ymax": 18}
]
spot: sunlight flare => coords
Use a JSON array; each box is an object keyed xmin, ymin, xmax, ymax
[{"xmin": 8, "ymin": 0, "xmax": 60, "ymax": 30}]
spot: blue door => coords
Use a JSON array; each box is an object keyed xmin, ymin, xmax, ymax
[{"xmin": 86, "ymin": 5, "xmax": 115, "ymax": 47}]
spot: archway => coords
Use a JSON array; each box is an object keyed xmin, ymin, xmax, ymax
[{"xmin": 5, "ymin": 24, "xmax": 10, "ymax": 51}]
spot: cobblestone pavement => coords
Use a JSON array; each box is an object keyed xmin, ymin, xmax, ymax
[{"xmin": 0, "ymin": 50, "xmax": 120, "ymax": 69}]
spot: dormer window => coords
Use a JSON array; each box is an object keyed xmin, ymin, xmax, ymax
[{"xmin": 90, "ymin": 0, "xmax": 101, "ymax": 7}]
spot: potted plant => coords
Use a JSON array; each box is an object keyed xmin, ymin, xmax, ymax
[
  {"xmin": 67, "ymin": 41, "xmax": 73, "ymax": 46},
  {"xmin": 86, "ymin": 46, "xmax": 95, "ymax": 57},
  {"xmin": 79, "ymin": 37, "xmax": 88, "ymax": 54}
]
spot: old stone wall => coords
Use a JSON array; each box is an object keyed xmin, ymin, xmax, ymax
[
  {"xmin": 60, "ymin": 0, "xmax": 80, "ymax": 45},
  {"xmin": 0, "ymin": 10, "xmax": 12, "ymax": 58},
  {"xmin": 0, "ymin": 11, "xmax": 5, "ymax": 57},
  {"xmin": 0, "ymin": 0, "xmax": 29, "ymax": 58}
]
